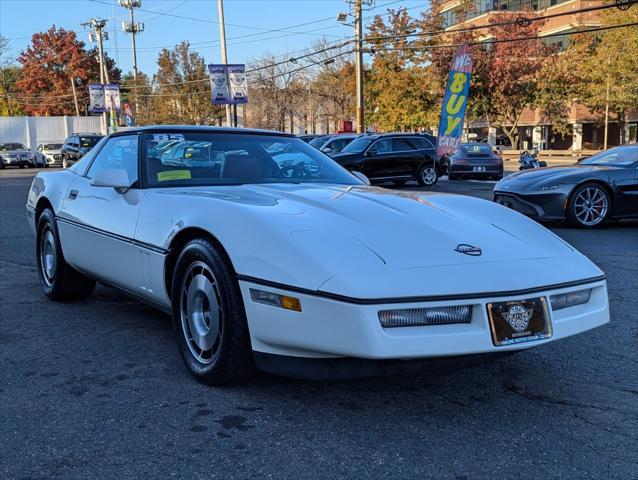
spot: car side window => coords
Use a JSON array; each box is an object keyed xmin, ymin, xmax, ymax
[
  {"xmin": 392, "ymin": 138, "xmax": 416, "ymax": 152},
  {"xmin": 371, "ymin": 139, "xmax": 392, "ymax": 154},
  {"xmin": 86, "ymin": 135, "xmax": 139, "ymax": 185}
]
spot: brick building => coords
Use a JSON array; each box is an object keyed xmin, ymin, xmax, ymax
[{"xmin": 439, "ymin": 0, "xmax": 638, "ymax": 150}]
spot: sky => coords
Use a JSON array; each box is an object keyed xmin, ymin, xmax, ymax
[{"xmin": 0, "ymin": 0, "xmax": 429, "ymax": 76}]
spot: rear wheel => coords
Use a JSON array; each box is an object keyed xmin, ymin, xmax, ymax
[
  {"xmin": 36, "ymin": 209, "xmax": 95, "ymax": 301},
  {"xmin": 566, "ymin": 183, "xmax": 610, "ymax": 228},
  {"xmin": 171, "ymin": 238, "xmax": 254, "ymax": 385},
  {"xmin": 417, "ymin": 163, "xmax": 438, "ymax": 187}
]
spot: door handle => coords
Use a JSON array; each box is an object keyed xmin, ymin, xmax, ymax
[{"xmin": 68, "ymin": 189, "xmax": 78, "ymax": 200}]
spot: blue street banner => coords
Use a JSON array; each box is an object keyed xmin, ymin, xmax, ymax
[
  {"xmin": 227, "ymin": 64, "xmax": 248, "ymax": 104},
  {"xmin": 88, "ymin": 83, "xmax": 121, "ymax": 113},
  {"xmin": 88, "ymin": 83, "xmax": 105, "ymax": 113},
  {"xmin": 208, "ymin": 64, "xmax": 248, "ymax": 105},
  {"xmin": 208, "ymin": 64, "xmax": 230, "ymax": 104},
  {"xmin": 436, "ymin": 44, "xmax": 472, "ymax": 158}
]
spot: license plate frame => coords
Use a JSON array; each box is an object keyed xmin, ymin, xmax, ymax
[
  {"xmin": 473, "ymin": 166, "xmax": 486, "ymax": 172},
  {"xmin": 487, "ymin": 297, "xmax": 552, "ymax": 346}
]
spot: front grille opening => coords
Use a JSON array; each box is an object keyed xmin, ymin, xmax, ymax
[{"xmin": 378, "ymin": 305, "xmax": 472, "ymax": 328}]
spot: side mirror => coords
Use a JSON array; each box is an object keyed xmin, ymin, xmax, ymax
[
  {"xmin": 366, "ymin": 149, "xmax": 377, "ymax": 156},
  {"xmin": 322, "ymin": 147, "xmax": 333, "ymax": 154},
  {"xmin": 351, "ymin": 170, "xmax": 371, "ymax": 185},
  {"xmin": 91, "ymin": 168, "xmax": 132, "ymax": 193}
]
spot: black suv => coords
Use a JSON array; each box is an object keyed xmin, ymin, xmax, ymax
[
  {"xmin": 61, "ymin": 133, "xmax": 103, "ymax": 168},
  {"xmin": 330, "ymin": 133, "xmax": 440, "ymax": 186}
]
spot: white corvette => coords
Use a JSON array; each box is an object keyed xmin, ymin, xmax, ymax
[{"xmin": 26, "ymin": 126, "xmax": 609, "ymax": 384}]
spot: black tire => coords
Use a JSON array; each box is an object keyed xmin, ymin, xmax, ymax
[
  {"xmin": 171, "ymin": 238, "xmax": 254, "ymax": 385},
  {"xmin": 416, "ymin": 163, "xmax": 438, "ymax": 187},
  {"xmin": 36, "ymin": 209, "xmax": 96, "ymax": 301},
  {"xmin": 392, "ymin": 180, "xmax": 407, "ymax": 187},
  {"xmin": 566, "ymin": 183, "xmax": 610, "ymax": 229}
]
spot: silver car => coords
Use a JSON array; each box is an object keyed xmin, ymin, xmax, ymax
[{"xmin": 0, "ymin": 143, "xmax": 36, "ymax": 169}]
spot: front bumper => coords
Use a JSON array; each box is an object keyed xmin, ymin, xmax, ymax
[
  {"xmin": 2, "ymin": 157, "xmax": 35, "ymax": 167},
  {"xmin": 239, "ymin": 278, "xmax": 609, "ymax": 363},
  {"xmin": 494, "ymin": 190, "xmax": 568, "ymax": 220}
]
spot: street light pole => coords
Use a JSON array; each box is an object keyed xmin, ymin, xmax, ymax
[
  {"xmin": 217, "ymin": 0, "xmax": 233, "ymax": 127},
  {"xmin": 354, "ymin": 0, "xmax": 364, "ymax": 133}
]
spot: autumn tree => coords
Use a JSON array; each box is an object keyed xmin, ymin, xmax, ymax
[
  {"xmin": 472, "ymin": 13, "xmax": 552, "ymax": 148},
  {"xmin": 151, "ymin": 41, "xmax": 222, "ymax": 125},
  {"xmin": 247, "ymin": 52, "xmax": 305, "ymax": 131},
  {"xmin": 0, "ymin": 35, "xmax": 24, "ymax": 116},
  {"xmin": 572, "ymin": 6, "xmax": 638, "ymax": 144},
  {"xmin": 367, "ymin": 8, "xmax": 439, "ymax": 131},
  {"xmin": 16, "ymin": 26, "xmax": 119, "ymax": 116},
  {"xmin": 120, "ymin": 71, "xmax": 153, "ymax": 125},
  {"xmin": 305, "ymin": 39, "xmax": 355, "ymax": 132}
]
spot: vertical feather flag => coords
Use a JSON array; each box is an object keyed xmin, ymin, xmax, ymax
[{"xmin": 436, "ymin": 44, "xmax": 472, "ymax": 158}]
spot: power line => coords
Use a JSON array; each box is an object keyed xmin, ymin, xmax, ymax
[
  {"xmin": 365, "ymin": 0, "xmax": 637, "ymax": 43},
  {"xmin": 371, "ymin": 22, "xmax": 638, "ymax": 52}
]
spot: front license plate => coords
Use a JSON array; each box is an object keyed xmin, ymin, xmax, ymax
[{"xmin": 487, "ymin": 297, "xmax": 552, "ymax": 346}]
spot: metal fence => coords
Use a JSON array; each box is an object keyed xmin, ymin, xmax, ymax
[{"xmin": 0, "ymin": 116, "xmax": 104, "ymax": 151}]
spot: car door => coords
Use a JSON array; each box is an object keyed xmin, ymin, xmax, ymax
[
  {"xmin": 391, "ymin": 137, "xmax": 422, "ymax": 177},
  {"xmin": 56, "ymin": 134, "xmax": 146, "ymax": 291},
  {"xmin": 613, "ymin": 160, "xmax": 638, "ymax": 217},
  {"xmin": 362, "ymin": 138, "xmax": 394, "ymax": 179}
]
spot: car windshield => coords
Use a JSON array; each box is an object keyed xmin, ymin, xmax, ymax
[
  {"xmin": 143, "ymin": 132, "xmax": 361, "ymax": 187},
  {"xmin": 580, "ymin": 146, "xmax": 638, "ymax": 166},
  {"xmin": 309, "ymin": 135, "xmax": 331, "ymax": 148},
  {"xmin": 341, "ymin": 136, "xmax": 374, "ymax": 153},
  {"xmin": 0, "ymin": 143, "xmax": 25, "ymax": 150},
  {"xmin": 79, "ymin": 136, "xmax": 101, "ymax": 148},
  {"xmin": 42, "ymin": 144, "xmax": 63, "ymax": 150}
]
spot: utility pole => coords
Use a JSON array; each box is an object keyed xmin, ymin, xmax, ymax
[
  {"xmin": 217, "ymin": 0, "xmax": 233, "ymax": 127},
  {"xmin": 70, "ymin": 77, "xmax": 80, "ymax": 116},
  {"xmin": 83, "ymin": 18, "xmax": 109, "ymax": 134},
  {"xmin": 119, "ymin": 0, "xmax": 144, "ymax": 80},
  {"xmin": 354, "ymin": 0, "xmax": 364, "ymax": 133}
]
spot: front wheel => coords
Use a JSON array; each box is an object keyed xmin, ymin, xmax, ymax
[
  {"xmin": 417, "ymin": 163, "xmax": 438, "ymax": 187},
  {"xmin": 36, "ymin": 209, "xmax": 95, "ymax": 300},
  {"xmin": 566, "ymin": 183, "xmax": 610, "ymax": 228},
  {"xmin": 171, "ymin": 238, "xmax": 254, "ymax": 385}
]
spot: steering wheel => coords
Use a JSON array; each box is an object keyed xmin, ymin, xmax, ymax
[{"xmin": 273, "ymin": 162, "xmax": 310, "ymax": 179}]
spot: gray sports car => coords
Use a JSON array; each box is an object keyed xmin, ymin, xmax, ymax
[{"xmin": 493, "ymin": 145, "xmax": 638, "ymax": 228}]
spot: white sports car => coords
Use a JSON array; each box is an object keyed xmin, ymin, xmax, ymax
[{"xmin": 26, "ymin": 126, "xmax": 610, "ymax": 384}]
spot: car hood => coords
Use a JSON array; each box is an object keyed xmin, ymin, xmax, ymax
[
  {"xmin": 1, "ymin": 149, "xmax": 31, "ymax": 156},
  {"xmin": 496, "ymin": 164, "xmax": 614, "ymax": 190},
  {"xmin": 159, "ymin": 184, "xmax": 602, "ymax": 298}
]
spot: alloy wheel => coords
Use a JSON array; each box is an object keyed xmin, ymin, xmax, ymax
[
  {"xmin": 421, "ymin": 167, "xmax": 436, "ymax": 186},
  {"xmin": 40, "ymin": 224, "xmax": 57, "ymax": 287},
  {"xmin": 180, "ymin": 261, "xmax": 224, "ymax": 365},
  {"xmin": 573, "ymin": 186, "xmax": 608, "ymax": 226}
]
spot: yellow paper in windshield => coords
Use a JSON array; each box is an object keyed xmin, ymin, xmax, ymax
[{"xmin": 157, "ymin": 170, "xmax": 191, "ymax": 182}]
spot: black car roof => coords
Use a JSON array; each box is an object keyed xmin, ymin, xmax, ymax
[{"xmin": 110, "ymin": 125, "xmax": 293, "ymax": 138}]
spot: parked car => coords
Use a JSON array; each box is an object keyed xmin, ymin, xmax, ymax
[
  {"xmin": 443, "ymin": 142, "xmax": 504, "ymax": 181},
  {"xmin": 494, "ymin": 145, "xmax": 638, "ymax": 228},
  {"xmin": 61, "ymin": 133, "xmax": 103, "ymax": 168},
  {"xmin": 331, "ymin": 133, "xmax": 441, "ymax": 186},
  {"xmin": 297, "ymin": 134, "xmax": 324, "ymax": 144},
  {"xmin": 27, "ymin": 126, "xmax": 609, "ymax": 384},
  {"xmin": 310, "ymin": 133, "xmax": 360, "ymax": 155},
  {"xmin": 0, "ymin": 142, "xmax": 36, "ymax": 169},
  {"xmin": 35, "ymin": 142, "xmax": 64, "ymax": 167}
]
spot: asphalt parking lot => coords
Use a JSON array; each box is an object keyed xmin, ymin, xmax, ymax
[{"xmin": 1, "ymin": 168, "xmax": 636, "ymax": 479}]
